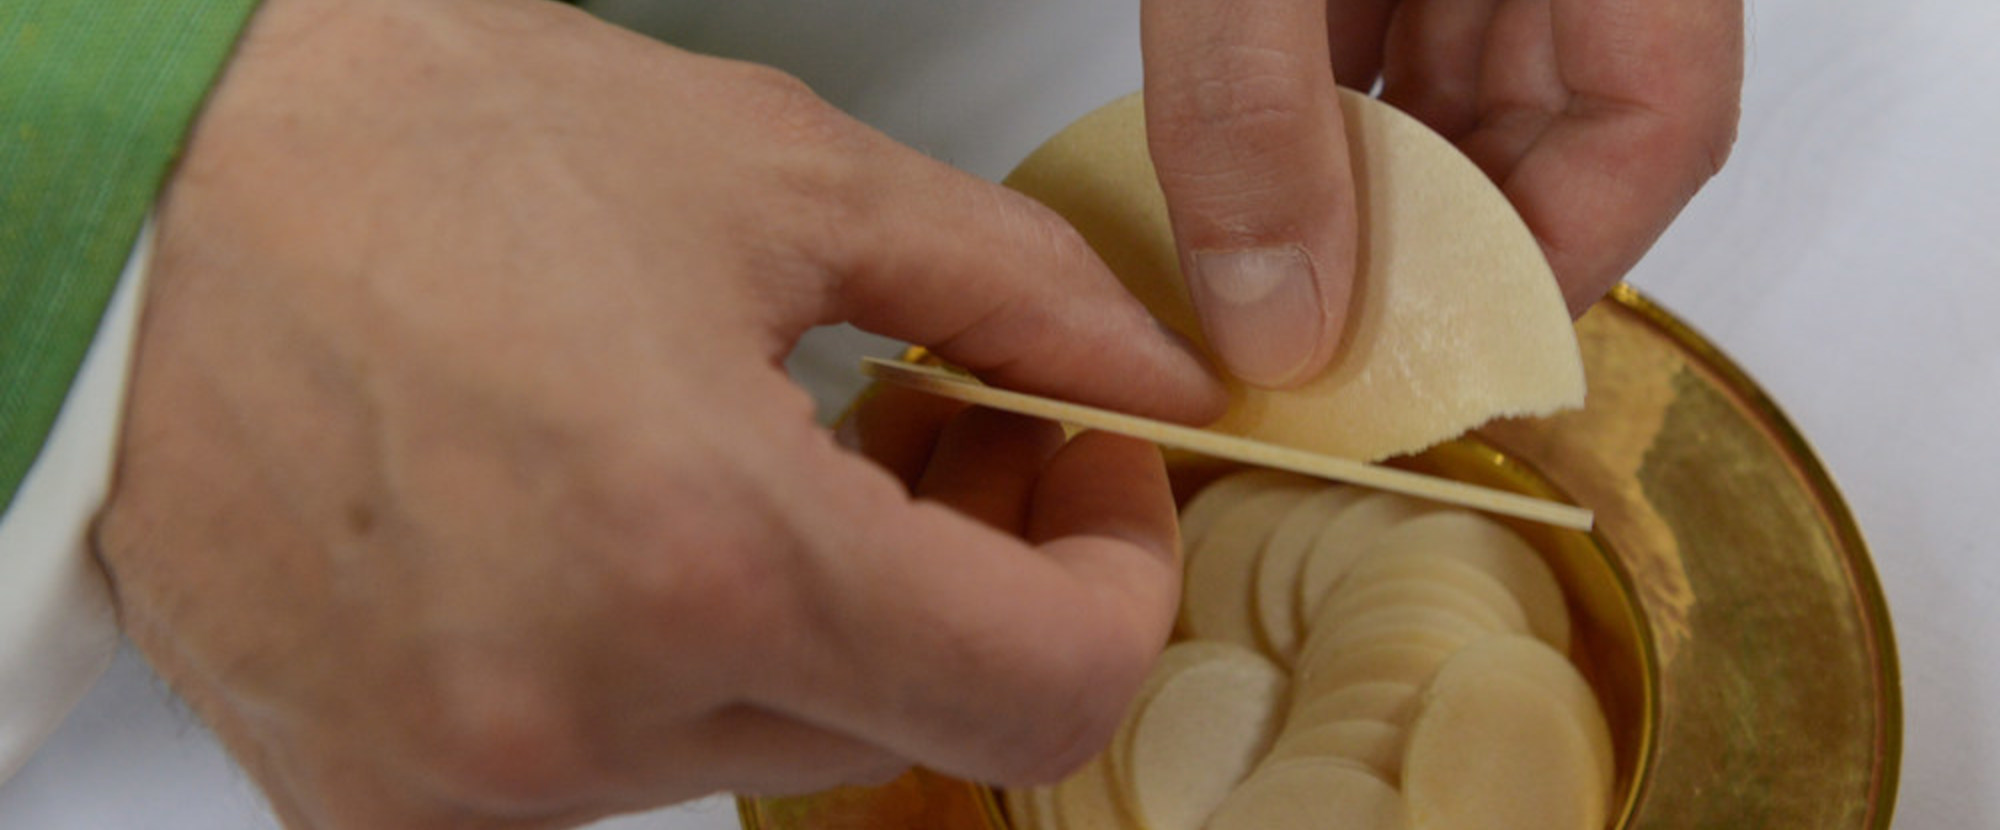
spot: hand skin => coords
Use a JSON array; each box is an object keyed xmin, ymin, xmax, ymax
[
  {"xmin": 1140, "ymin": 0, "xmax": 1744, "ymax": 387},
  {"xmin": 92, "ymin": 0, "xmax": 1227, "ymax": 826}
]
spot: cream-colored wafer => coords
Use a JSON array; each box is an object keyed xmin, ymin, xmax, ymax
[
  {"xmin": 1050, "ymin": 755, "xmax": 1130, "ymax": 830},
  {"xmin": 1298, "ymin": 603, "xmax": 1495, "ymax": 671},
  {"xmin": 1293, "ymin": 492, "xmax": 1438, "ymax": 635},
  {"xmin": 1002, "ymin": 90, "xmax": 1584, "ymax": 464},
  {"xmin": 1251, "ymin": 485, "xmax": 1365, "ymax": 664},
  {"xmin": 1119, "ymin": 644, "xmax": 1286, "ymax": 830},
  {"xmin": 1313, "ymin": 577, "xmax": 1525, "ymax": 639},
  {"xmin": 1340, "ymin": 548, "xmax": 1537, "ymax": 635},
  {"xmin": 1293, "ymin": 640, "xmax": 1455, "ymax": 705},
  {"xmin": 1368, "ymin": 512, "xmax": 1573, "ymax": 651},
  {"xmin": 1404, "ymin": 637, "xmax": 1612, "ymax": 830},
  {"xmin": 1263, "ymin": 718, "xmax": 1405, "ymax": 783},
  {"xmin": 1178, "ymin": 469, "xmax": 1316, "ymax": 555},
  {"xmin": 1002, "ymin": 785, "xmax": 1057, "ymax": 830},
  {"xmin": 1419, "ymin": 634, "xmax": 1614, "ymax": 789},
  {"xmin": 1286, "ymin": 680, "xmax": 1423, "ymax": 732},
  {"xmin": 1180, "ymin": 485, "xmax": 1314, "ymax": 647},
  {"xmin": 1104, "ymin": 639, "xmax": 1253, "ymax": 815},
  {"xmin": 1203, "ymin": 758, "xmax": 1407, "ymax": 830}
]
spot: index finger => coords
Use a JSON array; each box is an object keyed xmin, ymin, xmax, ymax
[{"xmin": 795, "ymin": 120, "xmax": 1229, "ymax": 424}]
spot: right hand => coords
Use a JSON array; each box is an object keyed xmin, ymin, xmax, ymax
[
  {"xmin": 1138, "ymin": 0, "xmax": 1743, "ymax": 386},
  {"xmin": 96, "ymin": 0, "xmax": 1224, "ymax": 826}
]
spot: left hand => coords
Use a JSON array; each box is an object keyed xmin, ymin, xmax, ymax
[
  {"xmin": 96, "ymin": 1, "xmax": 1222, "ymax": 826},
  {"xmin": 1139, "ymin": 0, "xmax": 1744, "ymax": 387}
]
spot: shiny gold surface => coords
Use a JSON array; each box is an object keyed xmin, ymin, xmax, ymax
[
  {"xmin": 740, "ymin": 287, "xmax": 1899, "ymax": 829},
  {"xmin": 737, "ymin": 768, "xmax": 1002, "ymax": 830},
  {"xmin": 1482, "ymin": 286, "xmax": 1900, "ymax": 828}
]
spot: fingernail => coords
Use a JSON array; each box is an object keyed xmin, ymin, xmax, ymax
[{"xmin": 1188, "ymin": 245, "xmax": 1325, "ymax": 387}]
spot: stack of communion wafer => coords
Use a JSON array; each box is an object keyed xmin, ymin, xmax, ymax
[
  {"xmin": 1003, "ymin": 470, "xmax": 1612, "ymax": 830},
  {"xmin": 990, "ymin": 76, "xmax": 1608, "ymax": 830}
]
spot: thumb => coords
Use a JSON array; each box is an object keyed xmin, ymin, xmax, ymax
[{"xmin": 1140, "ymin": 0, "xmax": 1358, "ymax": 388}]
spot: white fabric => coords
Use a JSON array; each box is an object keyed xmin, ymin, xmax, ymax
[
  {"xmin": 0, "ymin": 222, "xmax": 149, "ymax": 784},
  {"xmin": 4, "ymin": 1, "xmax": 2000, "ymax": 827}
]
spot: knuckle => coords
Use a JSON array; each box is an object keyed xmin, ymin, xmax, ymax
[
  {"xmin": 986, "ymin": 191, "xmax": 1104, "ymax": 288},
  {"xmin": 714, "ymin": 62, "xmax": 881, "ymax": 255},
  {"xmin": 399, "ymin": 662, "xmax": 592, "ymax": 810},
  {"xmin": 580, "ymin": 468, "xmax": 780, "ymax": 616},
  {"xmin": 733, "ymin": 60, "xmax": 817, "ymax": 101},
  {"xmin": 1619, "ymin": 91, "xmax": 1740, "ymax": 183},
  {"xmin": 732, "ymin": 62, "xmax": 867, "ymax": 153},
  {"xmin": 565, "ymin": 446, "xmax": 794, "ymax": 627},
  {"xmin": 1631, "ymin": 105, "xmax": 1738, "ymax": 188},
  {"xmin": 984, "ymin": 637, "xmax": 1154, "ymax": 786},
  {"xmin": 1698, "ymin": 103, "xmax": 1741, "ymax": 178},
  {"xmin": 995, "ymin": 687, "xmax": 1127, "ymax": 786}
]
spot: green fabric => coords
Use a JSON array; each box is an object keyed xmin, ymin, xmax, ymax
[{"xmin": 1, "ymin": 1, "xmax": 260, "ymax": 515}]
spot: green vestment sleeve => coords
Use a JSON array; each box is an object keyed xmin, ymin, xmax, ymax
[{"xmin": 1, "ymin": 1, "xmax": 262, "ymax": 515}]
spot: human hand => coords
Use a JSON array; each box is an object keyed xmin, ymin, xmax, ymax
[
  {"xmin": 94, "ymin": 0, "xmax": 1224, "ymax": 826},
  {"xmin": 1139, "ymin": 0, "xmax": 1743, "ymax": 386}
]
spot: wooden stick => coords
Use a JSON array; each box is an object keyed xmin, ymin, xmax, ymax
[{"xmin": 861, "ymin": 358, "xmax": 1594, "ymax": 531}]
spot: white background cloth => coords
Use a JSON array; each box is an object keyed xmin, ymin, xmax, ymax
[{"xmin": 3, "ymin": 0, "xmax": 1994, "ymax": 826}]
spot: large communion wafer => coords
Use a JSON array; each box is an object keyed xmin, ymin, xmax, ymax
[{"xmin": 1002, "ymin": 89, "xmax": 1583, "ymax": 463}]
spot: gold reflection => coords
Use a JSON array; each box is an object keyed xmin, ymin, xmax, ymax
[
  {"xmin": 1484, "ymin": 304, "xmax": 1695, "ymax": 667},
  {"xmin": 1482, "ymin": 287, "xmax": 1897, "ymax": 829}
]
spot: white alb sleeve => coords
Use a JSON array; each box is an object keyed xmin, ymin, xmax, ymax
[{"xmin": 0, "ymin": 221, "xmax": 153, "ymax": 784}]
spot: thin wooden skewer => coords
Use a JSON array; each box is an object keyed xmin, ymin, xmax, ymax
[{"xmin": 861, "ymin": 358, "xmax": 1594, "ymax": 531}]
